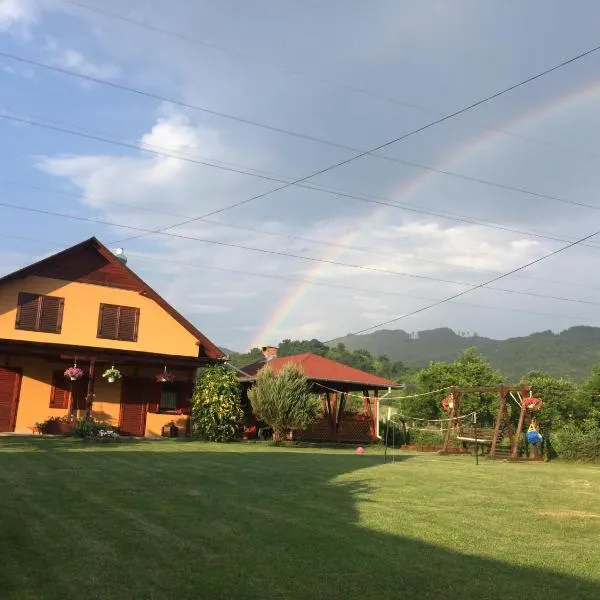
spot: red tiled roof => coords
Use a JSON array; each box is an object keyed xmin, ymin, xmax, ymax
[{"xmin": 239, "ymin": 353, "xmax": 399, "ymax": 389}]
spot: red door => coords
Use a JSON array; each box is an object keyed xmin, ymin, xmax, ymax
[
  {"xmin": 119, "ymin": 378, "xmax": 147, "ymax": 437},
  {"xmin": 0, "ymin": 367, "xmax": 22, "ymax": 432}
]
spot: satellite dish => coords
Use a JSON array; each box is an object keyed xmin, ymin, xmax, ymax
[{"xmin": 113, "ymin": 248, "xmax": 128, "ymax": 265}]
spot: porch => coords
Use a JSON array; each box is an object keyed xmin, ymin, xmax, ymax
[{"xmin": 0, "ymin": 339, "xmax": 201, "ymax": 437}]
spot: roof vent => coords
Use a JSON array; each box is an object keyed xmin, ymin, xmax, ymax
[{"xmin": 113, "ymin": 248, "xmax": 128, "ymax": 265}]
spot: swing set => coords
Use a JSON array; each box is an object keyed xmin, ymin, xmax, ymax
[{"xmin": 440, "ymin": 385, "xmax": 545, "ymax": 460}]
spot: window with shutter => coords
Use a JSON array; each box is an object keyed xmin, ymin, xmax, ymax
[
  {"xmin": 16, "ymin": 292, "xmax": 64, "ymax": 333},
  {"xmin": 118, "ymin": 306, "xmax": 139, "ymax": 342},
  {"xmin": 39, "ymin": 296, "xmax": 64, "ymax": 333},
  {"xmin": 98, "ymin": 304, "xmax": 119, "ymax": 339},
  {"xmin": 97, "ymin": 304, "xmax": 139, "ymax": 342},
  {"xmin": 49, "ymin": 371, "xmax": 70, "ymax": 409}
]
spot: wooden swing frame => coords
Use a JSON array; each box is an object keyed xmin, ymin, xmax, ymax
[{"xmin": 441, "ymin": 384, "xmax": 533, "ymax": 459}]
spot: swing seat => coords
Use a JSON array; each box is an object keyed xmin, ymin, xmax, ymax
[{"xmin": 456, "ymin": 436, "xmax": 493, "ymax": 444}]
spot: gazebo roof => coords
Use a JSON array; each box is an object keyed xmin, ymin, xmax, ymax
[{"xmin": 239, "ymin": 353, "xmax": 400, "ymax": 390}]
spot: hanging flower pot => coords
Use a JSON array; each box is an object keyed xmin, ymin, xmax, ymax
[
  {"xmin": 64, "ymin": 366, "xmax": 84, "ymax": 381},
  {"xmin": 156, "ymin": 365, "xmax": 175, "ymax": 384},
  {"xmin": 156, "ymin": 371, "xmax": 176, "ymax": 384},
  {"xmin": 102, "ymin": 367, "xmax": 122, "ymax": 384}
]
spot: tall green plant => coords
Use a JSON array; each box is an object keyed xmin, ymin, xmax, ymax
[
  {"xmin": 248, "ymin": 363, "xmax": 320, "ymax": 439},
  {"xmin": 192, "ymin": 365, "xmax": 243, "ymax": 442}
]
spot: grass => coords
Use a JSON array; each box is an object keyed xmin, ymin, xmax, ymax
[{"xmin": 1, "ymin": 438, "xmax": 599, "ymax": 600}]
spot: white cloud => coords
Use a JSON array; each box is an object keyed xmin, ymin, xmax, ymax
[
  {"xmin": 43, "ymin": 38, "xmax": 120, "ymax": 80},
  {"xmin": 0, "ymin": 0, "xmax": 38, "ymax": 32}
]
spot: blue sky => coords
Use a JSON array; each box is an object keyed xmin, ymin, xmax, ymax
[{"xmin": 2, "ymin": 0, "xmax": 600, "ymax": 350}]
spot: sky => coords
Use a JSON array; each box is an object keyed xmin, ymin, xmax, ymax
[{"xmin": 2, "ymin": 0, "xmax": 600, "ymax": 351}]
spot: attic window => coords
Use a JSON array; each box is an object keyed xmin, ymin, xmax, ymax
[
  {"xmin": 15, "ymin": 292, "xmax": 64, "ymax": 333},
  {"xmin": 97, "ymin": 303, "xmax": 139, "ymax": 342}
]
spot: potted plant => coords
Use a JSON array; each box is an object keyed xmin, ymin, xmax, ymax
[
  {"xmin": 64, "ymin": 366, "xmax": 84, "ymax": 381},
  {"xmin": 102, "ymin": 367, "xmax": 122, "ymax": 384},
  {"xmin": 156, "ymin": 368, "xmax": 175, "ymax": 384}
]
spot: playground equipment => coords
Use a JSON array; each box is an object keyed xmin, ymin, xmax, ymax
[{"xmin": 441, "ymin": 385, "xmax": 544, "ymax": 460}]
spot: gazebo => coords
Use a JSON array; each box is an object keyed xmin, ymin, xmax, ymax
[{"xmin": 238, "ymin": 347, "xmax": 401, "ymax": 443}]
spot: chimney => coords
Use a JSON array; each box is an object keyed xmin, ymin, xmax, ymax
[{"xmin": 262, "ymin": 345, "xmax": 278, "ymax": 361}]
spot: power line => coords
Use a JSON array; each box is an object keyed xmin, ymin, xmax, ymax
[
  {"xmin": 343, "ymin": 226, "xmax": 600, "ymax": 336},
  {"xmin": 8, "ymin": 179, "xmax": 600, "ymax": 290},
  {"xmin": 4, "ymin": 87, "xmax": 599, "ymax": 221},
  {"xmin": 1, "ymin": 200, "xmax": 600, "ymax": 310},
  {"xmin": 62, "ymin": 0, "xmax": 600, "ymax": 163},
  {"xmin": 0, "ymin": 232, "xmax": 589, "ymax": 324},
  {"xmin": 2, "ymin": 42, "xmax": 599, "ymax": 241},
  {"xmin": 4, "ymin": 107, "xmax": 600, "ymax": 254}
]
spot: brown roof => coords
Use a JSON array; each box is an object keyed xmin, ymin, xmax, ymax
[
  {"xmin": 0, "ymin": 237, "xmax": 225, "ymax": 361},
  {"xmin": 240, "ymin": 353, "xmax": 400, "ymax": 389}
]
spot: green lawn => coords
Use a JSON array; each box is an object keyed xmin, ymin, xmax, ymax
[{"xmin": 0, "ymin": 438, "xmax": 599, "ymax": 600}]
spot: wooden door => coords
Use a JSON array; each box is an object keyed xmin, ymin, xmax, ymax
[
  {"xmin": 0, "ymin": 367, "xmax": 22, "ymax": 432},
  {"xmin": 119, "ymin": 378, "xmax": 147, "ymax": 437}
]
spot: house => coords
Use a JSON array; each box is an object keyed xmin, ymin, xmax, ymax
[
  {"xmin": 239, "ymin": 346, "xmax": 400, "ymax": 443},
  {"xmin": 0, "ymin": 237, "xmax": 225, "ymax": 436}
]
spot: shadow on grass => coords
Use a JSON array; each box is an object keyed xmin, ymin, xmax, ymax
[{"xmin": 0, "ymin": 437, "xmax": 598, "ymax": 600}]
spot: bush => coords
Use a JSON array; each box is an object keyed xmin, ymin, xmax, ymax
[
  {"xmin": 552, "ymin": 421, "xmax": 600, "ymax": 462},
  {"xmin": 248, "ymin": 363, "xmax": 320, "ymax": 439},
  {"xmin": 192, "ymin": 365, "xmax": 243, "ymax": 442},
  {"xmin": 72, "ymin": 417, "xmax": 119, "ymax": 439},
  {"xmin": 379, "ymin": 420, "xmax": 408, "ymax": 447},
  {"xmin": 408, "ymin": 429, "xmax": 445, "ymax": 446}
]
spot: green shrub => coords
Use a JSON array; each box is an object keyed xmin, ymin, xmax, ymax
[
  {"xmin": 552, "ymin": 421, "xmax": 600, "ymax": 462},
  {"xmin": 248, "ymin": 363, "xmax": 320, "ymax": 439},
  {"xmin": 379, "ymin": 420, "xmax": 408, "ymax": 447},
  {"xmin": 72, "ymin": 418, "xmax": 118, "ymax": 439},
  {"xmin": 408, "ymin": 429, "xmax": 445, "ymax": 446},
  {"xmin": 192, "ymin": 365, "xmax": 243, "ymax": 442}
]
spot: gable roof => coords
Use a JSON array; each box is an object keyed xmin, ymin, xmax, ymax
[
  {"xmin": 239, "ymin": 353, "xmax": 399, "ymax": 389},
  {"xmin": 0, "ymin": 237, "xmax": 225, "ymax": 360}
]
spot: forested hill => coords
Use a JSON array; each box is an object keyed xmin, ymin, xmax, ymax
[{"xmin": 330, "ymin": 326, "xmax": 600, "ymax": 381}]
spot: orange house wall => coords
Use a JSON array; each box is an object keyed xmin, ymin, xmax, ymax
[
  {"xmin": 12, "ymin": 358, "xmax": 193, "ymax": 436},
  {"xmin": 0, "ymin": 275, "xmax": 200, "ymax": 357}
]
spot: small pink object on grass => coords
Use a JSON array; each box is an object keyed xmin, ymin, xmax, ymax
[{"xmin": 356, "ymin": 446, "xmax": 365, "ymax": 455}]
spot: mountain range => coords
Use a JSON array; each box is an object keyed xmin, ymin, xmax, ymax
[{"xmin": 330, "ymin": 326, "xmax": 600, "ymax": 381}]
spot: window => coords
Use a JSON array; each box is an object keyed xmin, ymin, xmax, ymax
[
  {"xmin": 49, "ymin": 371, "xmax": 70, "ymax": 409},
  {"xmin": 97, "ymin": 304, "xmax": 139, "ymax": 342},
  {"xmin": 159, "ymin": 384, "xmax": 178, "ymax": 411},
  {"xmin": 16, "ymin": 292, "xmax": 64, "ymax": 333}
]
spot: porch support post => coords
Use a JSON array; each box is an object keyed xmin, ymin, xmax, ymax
[{"xmin": 85, "ymin": 358, "xmax": 96, "ymax": 419}]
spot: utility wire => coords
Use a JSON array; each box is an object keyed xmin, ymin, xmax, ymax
[
  {"xmin": 0, "ymin": 232, "xmax": 588, "ymax": 324},
  {"xmin": 2, "ymin": 42, "xmax": 600, "ymax": 242},
  {"xmin": 63, "ymin": 0, "xmax": 600, "ymax": 162},
  {"xmin": 7, "ymin": 179, "xmax": 600, "ymax": 290},
  {"xmin": 4, "ymin": 109, "xmax": 600, "ymax": 254},
  {"xmin": 344, "ymin": 226, "xmax": 600, "ymax": 336},
  {"xmin": 1, "ymin": 201, "xmax": 600, "ymax": 310}
]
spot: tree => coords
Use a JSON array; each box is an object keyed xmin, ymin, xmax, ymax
[
  {"xmin": 192, "ymin": 365, "xmax": 243, "ymax": 442},
  {"xmin": 414, "ymin": 348, "xmax": 503, "ymax": 424},
  {"xmin": 228, "ymin": 347, "xmax": 264, "ymax": 369},
  {"xmin": 520, "ymin": 370, "xmax": 580, "ymax": 427},
  {"xmin": 248, "ymin": 363, "xmax": 320, "ymax": 439}
]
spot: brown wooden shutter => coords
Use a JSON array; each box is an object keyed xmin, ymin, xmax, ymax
[
  {"xmin": 49, "ymin": 371, "xmax": 70, "ymax": 409},
  {"xmin": 98, "ymin": 304, "xmax": 119, "ymax": 338},
  {"xmin": 16, "ymin": 293, "xmax": 40, "ymax": 330},
  {"xmin": 118, "ymin": 307, "xmax": 139, "ymax": 342},
  {"xmin": 39, "ymin": 296, "xmax": 64, "ymax": 333}
]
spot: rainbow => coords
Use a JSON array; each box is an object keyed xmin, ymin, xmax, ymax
[{"xmin": 250, "ymin": 78, "xmax": 600, "ymax": 348}]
